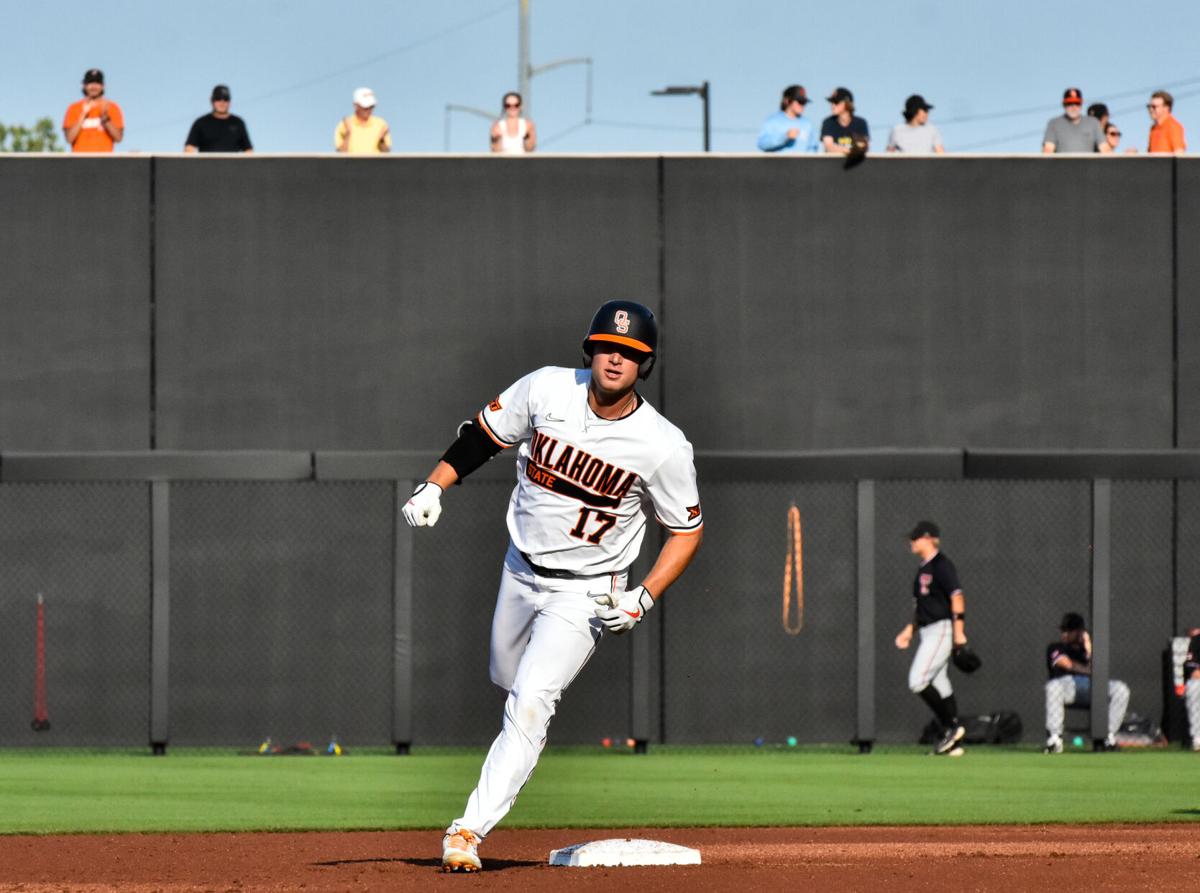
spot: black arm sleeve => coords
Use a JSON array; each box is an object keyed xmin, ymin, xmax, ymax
[{"xmin": 441, "ymin": 420, "xmax": 505, "ymax": 480}]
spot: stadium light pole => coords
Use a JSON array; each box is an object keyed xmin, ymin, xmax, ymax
[{"xmin": 651, "ymin": 81, "xmax": 710, "ymax": 152}]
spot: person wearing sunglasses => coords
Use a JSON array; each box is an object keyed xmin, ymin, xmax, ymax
[
  {"xmin": 1104, "ymin": 123, "xmax": 1136, "ymax": 155},
  {"xmin": 756, "ymin": 85, "xmax": 819, "ymax": 153},
  {"xmin": 1043, "ymin": 87, "xmax": 1109, "ymax": 154},
  {"xmin": 1147, "ymin": 91, "xmax": 1187, "ymax": 154},
  {"xmin": 490, "ymin": 92, "xmax": 537, "ymax": 154}
]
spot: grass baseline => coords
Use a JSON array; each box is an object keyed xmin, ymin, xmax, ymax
[{"xmin": 0, "ymin": 744, "xmax": 1195, "ymax": 834}]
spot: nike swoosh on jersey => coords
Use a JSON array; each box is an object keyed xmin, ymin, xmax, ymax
[{"xmin": 546, "ymin": 413, "xmax": 566, "ymax": 421}]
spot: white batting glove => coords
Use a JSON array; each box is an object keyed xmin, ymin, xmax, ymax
[
  {"xmin": 591, "ymin": 586, "xmax": 654, "ymax": 635},
  {"xmin": 402, "ymin": 482, "xmax": 443, "ymax": 528}
]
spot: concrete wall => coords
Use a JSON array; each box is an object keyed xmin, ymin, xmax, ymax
[{"xmin": 0, "ymin": 156, "xmax": 1194, "ymax": 746}]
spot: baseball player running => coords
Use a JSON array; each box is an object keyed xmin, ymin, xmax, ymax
[
  {"xmin": 403, "ymin": 301, "xmax": 703, "ymax": 872},
  {"xmin": 1043, "ymin": 612, "xmax": 1130, "ymax": 752},
  {"xmin": 1182, "ymin": 629, "xmax": 1199, "ymax": 751},
  {"xmin": 894, "ymin": 521, "xmax": 968, "ymax": 756}
]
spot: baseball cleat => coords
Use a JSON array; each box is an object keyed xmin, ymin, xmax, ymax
[
  {"xmin": 1043, "ymin": 735, "xmax": 1063, "ymax": 754},
  {"xmin": 1191, "ymin": 740, "xmax": 1200, "ymax": 752},
  {"xmin": 441, "ymin": 828, "xmax": 482, "ymax": 872},
  {"xmin": 946, "ymin": 746, "xmax": 965, "ymax": 757},
  {"xmin": 933, "ymin": 724, "xmax": 966, "ymax": 755}
]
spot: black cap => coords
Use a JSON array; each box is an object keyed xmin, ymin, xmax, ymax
[
  {"xmin": 1062, "ymin": 87, "xmax": 1083, "ymax": 105},
  {"xmin": 83, "ymin": 68, "xmax": 104, "ymax": 84},
  {"xmin": 908, "ymin": 520, "xmax": 940, "ymax": 540},
  {"xmin": 904, "ymin": 94, "xmax": 933, "ymax": 117},
  {"xmin": 826, "ymin": 86, "xmax": 853, "ymax": 104},
  {"xmin": 1060, "ymin": 612, "xmax": 1087, "ymax": 632},
  {"xmin": 1087, "ymin": 102, "xmax": 1108, "ymax": 119},
  {"xmin": 211, "ymin": 84, "xmax": 231, "ymax": 102},
  {"xmin": 783, "ymin": 85, "xmax": 810, "ymax": 105}
]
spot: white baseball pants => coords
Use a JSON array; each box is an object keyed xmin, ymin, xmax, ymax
[
  {"xmin": 1186, "ymin": 677, "xmax": 1200, "ymax": 744},
  {"xmin": 451, "ymin": 543, "xmax": 622, "ymax": 839},
  {"xmin": 908, "ymin": 619, "xmax": 953, "ymax": 698},
  {"xmin": 1044, "ymin": 675, "xmax": 1130, "ymax": 738}
]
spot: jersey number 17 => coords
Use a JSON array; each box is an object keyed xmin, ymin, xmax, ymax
[{"xmin": 568, "ymin": 507, "xmax": 617, "ymax": 544}]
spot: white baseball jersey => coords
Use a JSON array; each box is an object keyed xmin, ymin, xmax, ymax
[{"xmin": 476, "ymin": 366, "xmax": 702, "ymax": 575}]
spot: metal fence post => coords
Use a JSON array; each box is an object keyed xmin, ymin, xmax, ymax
[
  {"xmin": 630, "ymin": 532, "xmax": 659, "ymax": 753},
  {"xmin": 855, "ymin": 480, "xmax": 876, "ymax": 753},
  {"xmin": 149, "ymin": 481, "xmax": 170, "ymax": 755},
  {"xmin": 1090, "ymin": 478, "xmax": 1111, "ymax": 749},
  {"xmin": 392, "ymin": 481, "xmax": 414, "ymax": 754}
]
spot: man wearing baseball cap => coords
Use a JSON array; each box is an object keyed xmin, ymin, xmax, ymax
[
  {"xmin": 886, "ymin": 94, "xmax": 945, "ymax": 155},
  {"xmin": 335, "ymin": 87, "xmax": 391, "ymax": 154},
  {"xmin": 756, "ymin": 85, "xmax": 820, "ymax": 153},
  {"xmin": 185, "ymin": 85, "xmax": 253, "ymax": 153},
  {"xmin": 820, "ymin": 86, "xmax": 870, "ymax": 155},
  {"xmin": 62, "ymin": 69, "xmax": 124, "ymax": 153},
  {"xmin": 1043, "ymin": 88, "xmax": 1109, "ymax": 154}
]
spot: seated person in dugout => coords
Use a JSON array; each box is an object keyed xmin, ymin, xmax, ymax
[
  {"xmin": 1186, "ymin": 628, "xmax": 1200, "ymax": 752},
  {"xmin": 1044, "ymin": 612, "xmax": 1130, "ymax": 752}
]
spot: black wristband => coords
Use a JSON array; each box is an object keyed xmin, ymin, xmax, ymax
[
  {"xmin": 952, "ymin": 612, "xmax": 965, "ymax": 620},
  {"xmin": 441, "ymin": 421, "xmax": 504, "ymax": 480}
]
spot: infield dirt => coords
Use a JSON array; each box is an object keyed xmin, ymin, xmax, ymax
[{"xmin": 0, "ymin": 824, "xmax": 1196, "ymax": 891}]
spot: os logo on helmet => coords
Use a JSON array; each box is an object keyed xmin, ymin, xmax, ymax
[{"xmin": 614, "ymin": 310, "xmax": 630, "ymax": 334}]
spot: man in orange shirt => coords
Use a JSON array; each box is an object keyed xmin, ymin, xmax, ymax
[
  {"xmin": 63, "ymin": 69, "xmax": 124, "ymax": 153},
  {"xmin": 1147, "ymin": 90, "xmax": 1186, "ymax": 154}
]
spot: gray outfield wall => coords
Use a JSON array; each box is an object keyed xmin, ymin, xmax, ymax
[{"xmin": 0, "ymin": 156, "xmax": 1197, "ymax": 747}]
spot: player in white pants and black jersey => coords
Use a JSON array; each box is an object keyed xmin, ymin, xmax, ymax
[
  {"xmin": 894, "ymin": 521, "xmax": 968, "ymax": 756},
  {"xmin": 1183, "ymin": 630, "xmax": 1200, "ymax": 751},
  {"xmin": 402, "ymin": 301, "xmax": 703, "ymax": 872},
  {"xmin": 1043, "ymin": 612, "xmax": 1130, "ymax": 752}
]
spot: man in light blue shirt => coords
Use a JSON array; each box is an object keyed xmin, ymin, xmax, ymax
[{"xmin": 757, "ymin": 85, "xmax": 820, "ymax": 153}]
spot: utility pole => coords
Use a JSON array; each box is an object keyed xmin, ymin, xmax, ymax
[{"xmin": 518, "ymin": 0, "xmax": 531, "ymax": 113}]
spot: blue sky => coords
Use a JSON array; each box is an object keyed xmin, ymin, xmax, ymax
[{"xmin": 4, "ymin": 0, "xmax": 1200, "ymax": 153}]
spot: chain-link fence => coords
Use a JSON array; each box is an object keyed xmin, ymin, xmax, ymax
[
  {"xmin": 0, "ymin": 466, "xmax": 1194, "ymax": 749},
  {"xmin": 0, "ymin": 483, "xmax": 149, "ymax": 745}
]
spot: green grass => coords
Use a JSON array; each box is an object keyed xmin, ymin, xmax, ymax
[{"xmin": 0, "ymin": 745, "xmax": 1196, "ymax": 834}]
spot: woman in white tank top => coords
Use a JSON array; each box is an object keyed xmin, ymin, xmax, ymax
[{"xmin": 491, "ymin": 92, "xmax": 537, "ymax": 154}]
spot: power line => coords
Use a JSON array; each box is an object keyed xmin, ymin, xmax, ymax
[
  {"xmin": 956, "ymin": 86, "xmax": 1200, "ymax": 151},
  {"xmin": 939, "ymin": 73, "xmax": 1200, "ymax": 126},
  {"xmin": 137, "ymin": 1, "xmax": 512, "ymax": 134}
]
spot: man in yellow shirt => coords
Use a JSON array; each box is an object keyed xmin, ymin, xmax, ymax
[{"xmin": 335, "ymin": 88, "xmax": 391, "ymax": 154}]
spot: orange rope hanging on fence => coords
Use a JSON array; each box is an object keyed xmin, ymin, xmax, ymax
[{"xmin": 782, "ymin": 504, "xmax": 803, "ymax": 635}]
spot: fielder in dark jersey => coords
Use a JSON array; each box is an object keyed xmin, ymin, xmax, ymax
[{"xmin": 894, "ymin": 520, "xmax": 968, "ymax": 755}]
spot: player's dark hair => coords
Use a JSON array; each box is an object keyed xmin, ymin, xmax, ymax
[{"xmin": 1060, "ymin": 612, "xmax": 1086, "ymax": 632}]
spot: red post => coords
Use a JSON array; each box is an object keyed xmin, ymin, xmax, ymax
[{"xmin": 32, "ymin": 593, "xmax": 49, "ymax": 731}]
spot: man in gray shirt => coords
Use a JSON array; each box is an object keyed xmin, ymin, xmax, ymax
[
  {"xmin": 1043, "ymin": 88, "xmax": 1109, "ymax": 154},
  {"xmin": 887, "ymin": 95, "xmax": 945, "ymax": 154}
]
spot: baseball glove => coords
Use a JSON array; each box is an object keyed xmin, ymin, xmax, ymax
[{"xmin": 952, "ymin": 645, "xmax": 982, "ymax": 674}]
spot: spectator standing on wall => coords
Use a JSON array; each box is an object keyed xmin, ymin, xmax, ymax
[
  {"xmin": 490, "ymin": 92, "xmax": 536, "ymax": 154},
  {"xmin": 62, "ymin": 69, "xmax": 124, "ymax": 153},
  {"xmin": 1147, "ymin": 91, "xmax": 1187, "ymax": 154},
  {"xmin": 185, "ymin": 85, "xmax": 253, "ymax": 153},
  {"xmin": 1043, "ymin": 88, "xmax": 1109, "ymax": 153},
  {"xmin": 1104, "ymin": 123, "xmax": 1135, "ymax": 155},
  {"xmin": 1087, "ymin": 102, "xmax": 1110, "ymax": 131},
  {"xmin": 886, "ymin": 95, "xmax": 945, "ymax": 155},
  {"xmin": 335, "ymin": 88, "xmax": 391, "ymax": 154},
  {"xmin": 821, "ymin": 87, "xmax": 869, "ymax": 155},
  {"xmin": 756, "ymin": 85, "xmax": 819, "ymax": 153}
]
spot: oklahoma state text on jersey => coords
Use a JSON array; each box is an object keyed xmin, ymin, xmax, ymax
[{"xmin": 477, "ymin": 366, "xmax": 702, "ymax": 575}]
